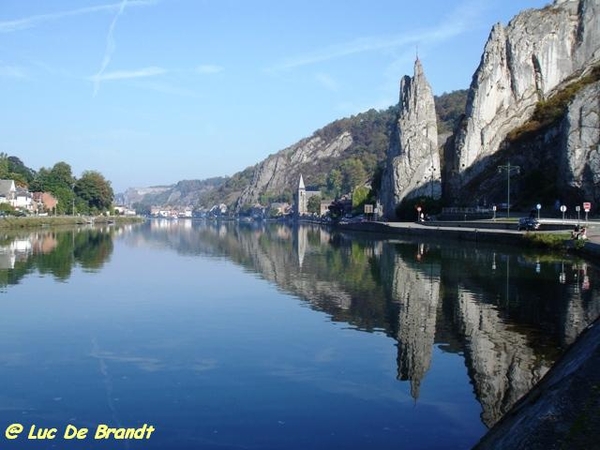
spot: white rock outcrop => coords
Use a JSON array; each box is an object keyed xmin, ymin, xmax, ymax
[
  {"xmin": 381, "ymin": 59, "xmax": 440, "ymax": 219},
  {"xmin": 560, "ymin": 80, "xmax": 600, "ymax": 198},
  {"xmin": 451, "ymin": 0, "xmax": 600, "ymax": 189}
]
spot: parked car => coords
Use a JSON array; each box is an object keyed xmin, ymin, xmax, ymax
[{"xmin": 517, "ymin": 217, "xmax": 540, "ymax": 231}]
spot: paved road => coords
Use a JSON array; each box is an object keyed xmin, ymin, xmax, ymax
[
  {"xmin": 424, "ymin": 219, "xmax": 600, "ymax": 257},
  {"xmin": 354, "ymin": 219, "xmax": 600, "ymax": 256}
]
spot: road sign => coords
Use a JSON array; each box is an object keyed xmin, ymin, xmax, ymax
[
  {"xmin": 560, "ymin": 205, "xmax": 567, "ymax": 221},
  {"xmin": 576, "ymin": 206, "xmax": 581, "ymax": 212},
  {"xmin": 583, "ymin": 202, "xmax": 591, "ymax": 212},
  {"xmin": 416, "ymin": 206, "xmax": 422, "ymax": 212},
  {"xmin": 536, "ymin": 204, "xmax": 541, "ymax": 210},
  {"xmin": 364, "ymin": 204, "xmax": 373, "ymax": 214}
]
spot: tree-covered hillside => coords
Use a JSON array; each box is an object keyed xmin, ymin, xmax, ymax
[
  {"xmin": 214, "ymin": 90, "xmax": 467, "ymax": 209},
  {"xmin": 196, "ymin": 107, "xmax": 397, "ymax": 209},
  {"xmin": 128, "ymin": 89, "xmax": 468, "ymax": 210},
  {"xmin": 435, "ymin": 90, "xmax": 469, "ymax": 134}
]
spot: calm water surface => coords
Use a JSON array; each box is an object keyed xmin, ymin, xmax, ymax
[{"xmin": 0, "ymin": 220, "xmax": 599, "ymax": 450}]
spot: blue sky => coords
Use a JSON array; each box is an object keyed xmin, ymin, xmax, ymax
[{"xmin": 1, "ymin": 0, "xmax": 550, "ymax": 193}]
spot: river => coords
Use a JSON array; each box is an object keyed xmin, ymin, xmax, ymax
[{"xmin": 0, "ymin": 220, "xmax": 598, "ymax": 449}]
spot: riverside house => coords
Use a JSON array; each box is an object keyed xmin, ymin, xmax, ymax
[
  {"xmin": 0, "ymin": 179, "xmax": 58, "ymax": 214},
  {"xmin": 0, "ymin": 180, "xmax": 16, "ymax": 205}
]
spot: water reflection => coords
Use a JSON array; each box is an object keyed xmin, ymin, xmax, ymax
[
  {"xmin": 122, "ymin": 220, "xmax": 600, "ymax": 427},
  {"xmin": 0, "ymin": 226, "xmax": 115, "ymax": 289},
  {"xmin": 2, "ymin": 220, "xmax": 599, "ymax": 432}
]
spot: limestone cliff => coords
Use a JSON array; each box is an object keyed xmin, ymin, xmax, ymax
[
  {"xmin": 236, "ymin": 131, "xmax": 353, "ymax": 207},
  {"xmin": 559, "ymin": 79, "xmax": 600, "ymax": 199},
  {"xmin": 381, "ymin": 58, "xmax": 440, "ymax": 218},
  {"xmin": 122, "ymin": 178, "xmax": 227, "ymax": 209},
  {"xmin": 447, "ymin": 0, "xmax": 600, "ymax": 198}
]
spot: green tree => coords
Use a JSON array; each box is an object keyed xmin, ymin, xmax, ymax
[
  {"xmin": 30, "ymin": 163, "xmax": 75, "ymax": 214},
  {"xmin": 352, "ymin": 186, "xmax": 370, "ymax": 210},
  {"xmin": 0, "ymin": 153, "xmax": 9, "ymax": 179},
  {"xmin": 132, "ymin": 202, "xmax": 151, "ymax": 216},
  {"xmin": 307, "ymin": 194, "xmax": 322, "ymax": 215},
  {"xmin": 7, "ymin": 156, "xmax": 35, "ymax": 186},
  {"xmin": 75, "ymin": 171, "xmax": 114, "ymax": 214},
  {"xmin": 340, "ymin": 158, "xmax": 366, "ymax": 194},
  {"xmin": 29, "ymin": 167, "xmax": 50, "ymax": 193},
  {"xmin": 326, "ymin": 169, "xmax": 342, "ymax": 198},
  {"xmin": 48, "ymin": 162, "xmax": 75, "ymax": 187},
  {"xmin": 54, "ymin": 186, "xmax": 75, "ymax": 215}
]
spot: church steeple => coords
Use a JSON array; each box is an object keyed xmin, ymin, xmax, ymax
[{"xmin": 296, "ymin": 174, "xmax": 307, "ymax": 217}]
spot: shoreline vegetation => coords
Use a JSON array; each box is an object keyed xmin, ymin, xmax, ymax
[{"xmin": 0, "ymin": 215, "xmax": 144, "ymax": 229}]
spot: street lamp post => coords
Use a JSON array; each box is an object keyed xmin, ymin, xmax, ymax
[
  {"xmin": 429, "ymin": 166, "xmax": 435, "ymax": 198},
  {"xmin": 497, "ymin": 161, "xmax": 520, "ymax": 218}
]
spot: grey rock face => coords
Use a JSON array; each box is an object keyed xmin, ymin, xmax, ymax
[
  {"xmin": 236, "ymin": 131, "xmax": 353, "ymax": 207},
  {"xmin": 559, "ymin": 80, "xmax": 600, "ymax": 199},
  {"xmin": 381, "ymin": 59, "xmax": 440, "ymax": 219},
  {"xmin": 450, "ymin": 0, "xmax": 600, "ymax": 193}
]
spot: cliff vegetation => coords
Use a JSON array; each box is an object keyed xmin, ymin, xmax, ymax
[{"xmin": 508, "ymin": 64, "xmax": 600, "ymax": 142}]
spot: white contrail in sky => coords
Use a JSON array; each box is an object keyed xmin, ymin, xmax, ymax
[
  {"xmin": 92, "ymin": 0, "xmax": 129, "ymax": 96},
  {"xmin": 92, "ymin": 66, "xmax": 167, "ymax": 81},
  {"xmin": 0, "ymin": 0, "xmax": 155, "ymax": 34}
]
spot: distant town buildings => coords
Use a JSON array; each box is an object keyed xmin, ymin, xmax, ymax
[
  {"xmin": 113, "ymin": 205, "xmax": 137, "ymax": 216},
  {"xmin": 149, "ymin": 206, "xmax": 194, "ymax": 219},
  {"xmin": 141, "ymin": 174, "xmax": 367, "ymax": 222}
]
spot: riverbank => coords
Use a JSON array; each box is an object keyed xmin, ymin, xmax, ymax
[
  {"xmin": 337, "ymin": 219, "xmax": 600, "ymax": 258},
  {"xmin": 0, "ymin": 215, "xmax": 145, "ymax": 229}
]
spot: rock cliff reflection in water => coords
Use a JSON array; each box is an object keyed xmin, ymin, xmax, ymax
[{"xmin": 0, "ymin": 221, "xmax": 598, "ymax": 450}]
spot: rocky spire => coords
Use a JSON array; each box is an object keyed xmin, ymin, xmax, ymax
[{"xmin": 381, "ymin": 58, "xmax": 440, "ymax": 219}]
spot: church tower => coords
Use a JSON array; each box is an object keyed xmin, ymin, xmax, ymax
[{"xmin": 296, "ymin": 174, "xmax": 307, "ymax": 217}]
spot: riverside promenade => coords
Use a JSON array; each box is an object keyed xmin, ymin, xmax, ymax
[{"xmin": 339, "ymin": 217, "xmax": 600, "ymax": 258}]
